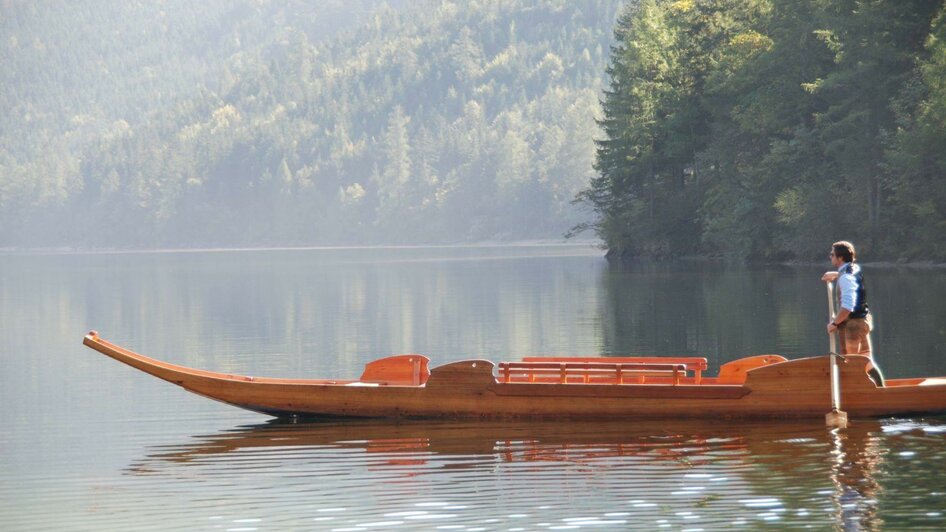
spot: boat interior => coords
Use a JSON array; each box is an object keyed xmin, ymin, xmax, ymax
[
  {"xmin": 88, "ymin": 331, "xmax": 942, "ymax": 390},
  {"xmin": 355, "ymin": 354, "xmax": 792, "ymax": 387}
]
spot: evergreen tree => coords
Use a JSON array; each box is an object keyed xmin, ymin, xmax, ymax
[
  {"xmin": 377, "ymin": 105, "xmax": 412, "ymax": 229},
  {"xmin": 581, "ymin": 0, "xmax": 946, "ymax": 261},
  {"xmin": 887, "ymin": 3, "xmax": 946, "ymax": 259}
]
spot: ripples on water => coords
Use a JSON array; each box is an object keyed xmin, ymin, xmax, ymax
[
  {"xmin": 3, "ymin": 247, "xmax": 946, "ymax": 530},
  {"xmin": 15, "ymin": 418, "xmax": 936, "ymax": 531}
]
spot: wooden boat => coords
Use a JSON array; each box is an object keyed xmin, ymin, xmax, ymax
[{"xmin": 82, "ymin": 330, "xmax": 946, "ymax": 420}]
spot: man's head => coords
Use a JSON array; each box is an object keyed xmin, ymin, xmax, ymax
[{"xmin": 830, "ymin": 241, "xmax": 856, "ymax": 265}]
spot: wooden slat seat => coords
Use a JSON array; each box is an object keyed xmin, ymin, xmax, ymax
[
  {"xmin": 522, "ymin": 356, "xmax": 707, "ymax": 384},
  {"xmin": 498, "ymin": 361, "xmax": 688, "ymax": 385}
]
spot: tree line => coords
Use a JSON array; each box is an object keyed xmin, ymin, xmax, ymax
[{"xmin": 579, "ymin": 0, "xmax": 946, "ymax": 262}]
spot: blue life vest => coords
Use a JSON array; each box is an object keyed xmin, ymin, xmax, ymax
[{"xmin": 842, "ymin": 263, "xmax": 870, "ymax": 319}]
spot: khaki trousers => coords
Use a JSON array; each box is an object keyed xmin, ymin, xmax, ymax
[{"xmin": 838, "ymin": 315, "xmax": 873, "ymax": 356}]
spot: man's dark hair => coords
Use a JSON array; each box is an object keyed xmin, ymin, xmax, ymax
[{"xmin": 832, "ymin": 241, "xmax": 856, "ymax": 263}]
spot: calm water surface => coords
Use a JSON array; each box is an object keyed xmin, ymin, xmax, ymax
[{"xmin": 2, "ymin": 245, "xmax": 945, "ymax": 530}]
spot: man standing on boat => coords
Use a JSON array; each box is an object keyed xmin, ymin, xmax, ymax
[
  {"xmin": 822, "ymin": 241, "xmax": 884, "ymax": 386},
  {"xmin": 822, "ymin": 241, "xmax": 873, "ymax": 356}
]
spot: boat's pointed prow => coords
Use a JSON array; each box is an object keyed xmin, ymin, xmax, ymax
[{"xmin": 83, "ymin": 330, "xmax": 197, "ymax": 383}]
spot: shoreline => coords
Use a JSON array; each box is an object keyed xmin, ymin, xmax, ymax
[
  {"xmin": 0, "ymin": 239, "xmax": 606, "ymax": 257},
  {"xmin": 604, "ymin": 251, "xmax": 946, "ymax": 269},
  {"xmin": 2, "ymin": 243, "xmax": 942, "ymax": 268}
]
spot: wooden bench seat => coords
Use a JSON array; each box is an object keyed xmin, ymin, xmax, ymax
[
  {"xmin": 498, "ymin": 361, "xmax": 688, "ymax": 385},
  {"xmin": 521, "ymin": 356, "xmax": 707, "ymax": 384}
]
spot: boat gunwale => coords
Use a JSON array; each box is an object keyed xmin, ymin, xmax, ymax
[
  {"xmin": 86, "ymin": 331, "xmax": 946, "ymax": 391},
  {"xmin": 82, "ymin": 332, "xmax": 946, "ymax": 419},
  {"xmin": 84, "ymin": 331, "xmax": 749, "ymax": 390},
  {"xmin": 84, "ymin": 332, "xmax": 354, "ymax": 386}
]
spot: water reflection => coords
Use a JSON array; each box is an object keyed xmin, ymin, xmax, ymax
[
  {"xmin": 137, "ymin": 419, "xmax": 750, "ymax": 467},
  {"xmin": 4, "ymin": 248, "xmax": 946, "ymax": 530},
  {"xmin": 122, "ymin": 419, "xmax": 924, "ymax": 530},
  {"xmin": 599, "ymin": 260, "xmax": 946, "ymax": 378},
  {"xmin": 831, "ymin": 425, "xmax": 883, "ymax": 530}
]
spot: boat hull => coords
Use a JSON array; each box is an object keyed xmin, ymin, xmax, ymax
[{"xmin": 82, "ymin": 332, "xmax": 946, "ymax": 420}]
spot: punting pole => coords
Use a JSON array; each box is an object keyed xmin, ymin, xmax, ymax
[{"xmin": 825, "ymin": 280, "xmax": 848, "ymax": 428}]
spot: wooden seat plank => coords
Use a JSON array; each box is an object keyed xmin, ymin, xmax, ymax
[
  {"xmin": 498, "ymin": 361, "xmax": 687, "ymax": 385},
  {"xmin": 522, "ymin": 356, "xmax": 707, "ymax": 383}
]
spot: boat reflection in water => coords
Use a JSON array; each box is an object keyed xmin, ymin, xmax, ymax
[{"xmin": 124, "ymin": 418, "xmax": 921, "ymax": 530}]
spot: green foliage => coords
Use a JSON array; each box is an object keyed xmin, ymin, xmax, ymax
[
  {"xmin": 0, "ymin": 0, "xmax": 623, "ymax": 248},
  {"xmin": 581, "ymin": 0, "xmax": 946, "ymax": 261},
  {"xmin": 887, "ymin": 3, "xmax": 946, "ymax": 258}
]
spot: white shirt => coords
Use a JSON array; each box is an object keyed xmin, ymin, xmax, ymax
[{"xmin": 837, "ymin": 262, "xmax": 861, "ymax": 312}]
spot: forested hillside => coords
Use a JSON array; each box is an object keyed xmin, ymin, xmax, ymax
[
  {"xmin": 580, "ymin": 0, "xmax": 946, "ymax": 262},
  {"xmin": 0, "ymin": 0, "xmax": 621, "ymax": 248}
]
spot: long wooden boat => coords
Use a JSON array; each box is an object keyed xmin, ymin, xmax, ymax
[{"xmin": 82, "ymin": 331, "xmax": 946, "ymax": 420}]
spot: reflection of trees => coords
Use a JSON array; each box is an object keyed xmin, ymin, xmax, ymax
[
  {"xmin": 868, "ymin": 269, "xmax": 946, "ymax": 377},
  {"xmin": 597, "ymin": 261, "xmax": 946, "ymax": 379},
  {"xmin": 597, "ymin": 261, "xmax": 771, "ymax": 363},
  {"xmin": 5, "ymin": 250, "xmax": 609, "ymax": 379},
  {"xmin": 597, "ymin": 261, "xmax": 863, "ymax": 366},
  {"xmin": 8, "ymin": 251, "xmax": 946, "ymax": 384}
]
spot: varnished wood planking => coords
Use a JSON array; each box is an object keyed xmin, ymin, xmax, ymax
[{"xmin": 83, "ymin": 332, "xmax": 946, "ymax": 420}]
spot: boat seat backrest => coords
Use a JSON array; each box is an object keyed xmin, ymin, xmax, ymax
[
  {"xmin": 716, "ymin": 355, "xmax": 787, "ymax": 384},
  {"xmin": 360, "ymin": 354, "xmax": 431, "ymax": 385}
]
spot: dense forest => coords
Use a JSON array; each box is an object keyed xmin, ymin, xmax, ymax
[
  {"xmin": 7, "ymin": 1, "xmax": 945, "ymax": 259},
  {"xmin": 1, "ymin": 0, "xmax": 620, "ymax": 248},
  {"xmin": 579, "ymin": 0, "xmax": 946, "ymax": 262}
]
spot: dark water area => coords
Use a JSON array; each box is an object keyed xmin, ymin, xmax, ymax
[{"xmin": 2, "ymin": 245, "xmax": 945, "ymax": 530}]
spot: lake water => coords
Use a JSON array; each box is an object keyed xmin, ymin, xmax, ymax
[{"xmin": 2, "ymin": 244, "xmax": 945, "ymax": 530}]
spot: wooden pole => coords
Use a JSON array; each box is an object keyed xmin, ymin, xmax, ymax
[{"xmin": 825, "ymin": 280, "xmax": 848, "ymax": 428}]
